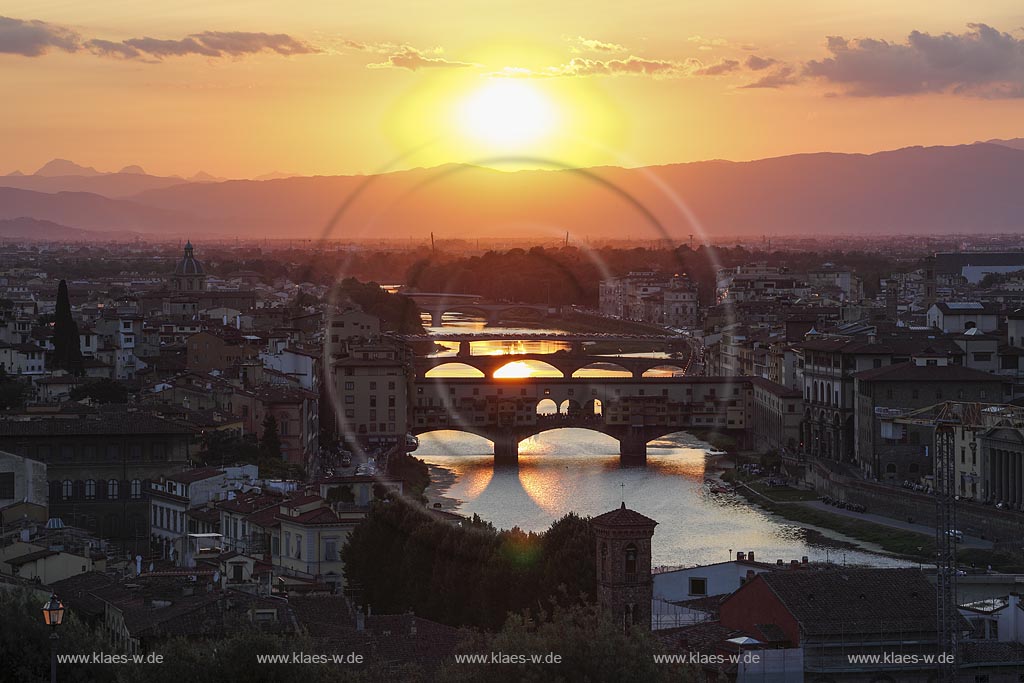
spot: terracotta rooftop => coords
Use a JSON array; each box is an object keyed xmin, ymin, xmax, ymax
[{"xmin": 591, "ymin": 502, "xmax": 658, "ymax": 528}]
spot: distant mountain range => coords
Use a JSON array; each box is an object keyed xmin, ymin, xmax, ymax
[
  {"xmin": 0, "ymin": 217, "xmax": 138, "ymax": 241},
  {"xmin": 3, "ymin": 141, "xmax": 1024, "ymax": 239},
  {"xmin": 0, "ymin": 159, "xmax": 228, "ymax": 198}
]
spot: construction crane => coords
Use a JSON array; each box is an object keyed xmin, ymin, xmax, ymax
[{"xmin": 891, "ymin": 402, "xmax": 965, "ymax": 682}]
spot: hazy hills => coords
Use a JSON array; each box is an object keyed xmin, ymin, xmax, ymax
[
  {"xmin": 0, "ymin": 188, "xmax": 193, "ymax": 233},
  {"xmin": 0, "ymin": 217, "xmax": 136, "ymax": 241},
  {"xmin": 3, "ymin": 142, "xmax": 1024, "ymax": 239}
]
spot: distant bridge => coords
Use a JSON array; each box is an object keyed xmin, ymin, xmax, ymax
[
  {"xmin": 414, "ymin": 352, "xmax": 691, "ymax": 380},
  {"xmin": 403, "ymin": 292, "xmax": 551, "ymax": 327},
  {"xmin": 397, "ymin": 333, "xmax": 679, "ymax": 345},
  {"xmin": 411, "ymin": 376, "xmax": 751, "ymax": 465}
]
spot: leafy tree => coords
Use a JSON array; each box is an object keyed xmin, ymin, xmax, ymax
[
  {"xmin": 69, "ymin": 378, "xmax": 128, "ymax": 404},
  {"xmin": 196, "ymin": 431, "xmax": 261, "ymax": 467},
  {"xmin": 438, "ymin": 601, "xmax": 697, "ymax": 683},
  {"xmin": 386, "ymin": 452, "xmax": 431, "ymax": 500},
  {"xmin": 342, "ymin": 501, "xmax": 597, "ymax": 630},
  {"xmin": 52, "ymin": 279, "xmax": 84, "ymax": 375},
  {"xmin": 326, "ymin": 484, "xmax": 355, "ymax": 505},
  {"xmin": 260, "ymin": 414, "xmax": 282, "ymax": 460},
  {"xmin": 0, "ymin": 366, "xmax": 26, "ymax": 411},
  {"xmin": 0, "ymin": 588, "xmax": 117, "ymax": 683},
  {"xmin": 328, "ymin": 278, "xmax": 425, "ymax": 334}
]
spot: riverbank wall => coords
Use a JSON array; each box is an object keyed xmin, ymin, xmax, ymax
[{"xmin": 804, "ymin": 460, "xmax": 1024, "ymax": 555}]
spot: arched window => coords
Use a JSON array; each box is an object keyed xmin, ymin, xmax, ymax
[
  {"xmin": 107, "ymin": 479, "xmax": 119, "ymax": 499},
  {"xmin": 85, "ymin": 480, "xmax": 96, "ymax": 500},
  {"xmin": 624, "ymin": 543, "xmax": 638, "ymax": 581},
  {"xmin": 130, "ymin": 479, "xmax": 142, "ymax": 500},
  {"xmin": 885, "ymin": 463, "xmax": 897, "ymax": 474},
  {"xmin": 62, "ymin": 480, "xmax": 73, "ymax": 500},
  {"xmin": 600, "ymin": 542, "xmax": 608, "ymax": 580}
]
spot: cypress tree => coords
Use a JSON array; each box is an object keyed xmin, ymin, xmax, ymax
[{"xmin": 53, "ymin": 280, "xmax": 83, "ymax": 376}]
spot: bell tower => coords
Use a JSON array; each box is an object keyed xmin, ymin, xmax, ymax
[{"xmin": 592, "ymin": 502, "xmax": 657, "ymax": 632}]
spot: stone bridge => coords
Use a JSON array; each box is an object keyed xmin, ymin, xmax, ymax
[
  {"xmin": 411, "ymin": 376, "xmax": 752, "ymax": 465},
  {"xmin": 414, "ymin": 352, "xmax": 691, "ymax": 380},
  {"xmin": 404, "ymin": 292, "xmax": 551, "ymax": 327}
]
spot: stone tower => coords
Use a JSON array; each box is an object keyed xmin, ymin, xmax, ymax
[
  {"xmin": 592, "ymin": 502, "xmax": 657, "ymax": 632},
  {"xmin": 171, "ymin": 240, "xmax": 207, "ymax": 292}
]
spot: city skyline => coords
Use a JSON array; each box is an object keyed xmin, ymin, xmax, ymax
[{"xmin": 2, "ymin": 1, "xmax": 1024, "ymax": 177}]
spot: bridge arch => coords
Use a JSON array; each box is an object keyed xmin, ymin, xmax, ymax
[
  {"xmin": 571, "ymin": 362, "xmax": 632, "ymax": 378},
  {"xmin": 423, "ymin": 362, "xmax": 485, "ymax": 378},
  {"xmin": 558, "ymin": 399, "xmax": 582, "ymax": 416},
  {"xmin": 494, "ymin": 359, "xmax": 564, "ymax": 378},
  {"xmin": 536, "ymin": 398, "xmax": 558, "ymax": 415},
  {"xmin": 642, "ymin": 364, "xmax": 687, "ymax": 377}
]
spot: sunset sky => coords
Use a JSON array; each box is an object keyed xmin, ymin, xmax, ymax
[{"xmin": 3, "ymin": 1, "xmax": 1024, "ymax": 178}]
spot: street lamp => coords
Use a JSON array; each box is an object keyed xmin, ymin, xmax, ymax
[{"xmin": 42, "ymin": 594, "xmax": 64, "ymax": 683}]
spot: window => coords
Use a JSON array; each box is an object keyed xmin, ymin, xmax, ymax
[
  {"xmin": 85, "ymin": 479, "xmax": 96, "ymax": 500},
  {"xmin": 344, "ymin": 381, "xmax": 354, "ymax": 390},
  {"xmin": 873, "ymin": 358, "xmax": 882, "ymax": 368},
  {"xmin": 295, "ymin": 534, "xmax": 302, "ymax": 560},
  {"xmin": 107, "ymin": 479, "xmax": 119, "ymax": 499},
  {"xmin": 324, "ymin": 537, "xmax": 339, "ymax": 560},
  {"xmin": 911, "ymin": 389, "xmax": 919, "ymax": 399},
  {"xmin": 0, "ymin": 472, "xmax": 13, "ymax": 499},
  {"xmin": 600, "ymin": 543, "xmax": 607, "ymax": 580},
  {"xmin": 625, "ymin": 544, "xmax": 638, "ymax": 581},
  {"xmin": 62, "ymin": 480, "xmax": 73, "ymax": 500},
  {"xmin": 689, "ymin": 577, "xmax": 708, "ymax": 596},
  {"xmin": 130, "ymin": 479, "xmax": 142, "ymax": 499},
  {"xmin": 973, "ymin": 352, "xmax": 992, "ymax": 362}
]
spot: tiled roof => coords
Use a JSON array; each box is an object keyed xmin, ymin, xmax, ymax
[
  {"xmin": 279, "ymin": 507, "xmax": 345, "ymax": 526},
  {"xmin": 591, "ymin": 502, "xmax": 658, "ymax": 528},
  {"xmin": 0, "ymin": 412, "xmax": 195, "ymax": 436},
  {"xmin": 5, "ymin": 548, "xmax": 58, "ymax": 565},
  {"xmin": 853, "ymin": 362, "xmax": 1003, "ymax": 384},
  {"xmin": 289, "ymin": 596, "xmax": 460, "ymax": 670},
  {"xmin": 753, "ymin": 568, "xmax": 950, "ymax": 636}
]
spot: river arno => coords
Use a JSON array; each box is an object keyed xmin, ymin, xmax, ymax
[{"xmin": 418, "ymin": 317, "xmax": 910, "ymax": 569}]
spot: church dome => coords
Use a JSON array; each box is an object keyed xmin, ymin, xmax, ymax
[{"xmin": 174, "ymin": 240, "xmax": 205, "ymax": 276}]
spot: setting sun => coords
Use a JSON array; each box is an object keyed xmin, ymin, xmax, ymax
[{"xmin": 458, "ymin": 80, "xmax": 557, "ymax": 147}]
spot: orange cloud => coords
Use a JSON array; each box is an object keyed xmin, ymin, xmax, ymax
[{"xmin": 367, "ymin": 46, "xmax": 475, "ymax": 71}]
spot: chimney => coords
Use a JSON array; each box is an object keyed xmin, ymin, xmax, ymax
[
  {"xmin": 737, "ymin": 552, "xmax": 746, "ymax": 561},
  {"xmin": 747, "ymin": 551, "xmax": 755, "ymax": 562},
  {"xmin": 776, "ymin": 559, "xmax": 784, "ymax": 566},
  {"xmin": 790, "ymin": 560, "xmax": 799, "ymax": 570},
  {"xmin": 355, "ymin": 608, "xmax": 365, "ymax": 632},
  {"xmin": 801, "ymin": 556, "xmax": 809, "ymax": 564}
]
